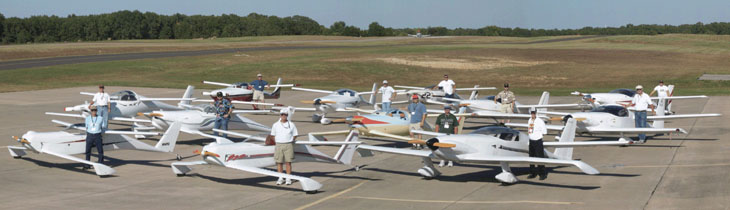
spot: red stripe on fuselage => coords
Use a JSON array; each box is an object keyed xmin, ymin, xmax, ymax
[{"xmin": 354, "ymin": 116, "xmax": 388, "ymax": 125}]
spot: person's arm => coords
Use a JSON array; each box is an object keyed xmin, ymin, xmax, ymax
[
  {"xmin": 291, "ymin": 123, "xmax": 298, "ymax": 141},
  {"xmin": 649, "ymin": 89, "xmax": 656, "ymax": 96},
  {"xmin": 225, "ymin": 102, "xmax": 233, "ymax": 117},
  {"xmin": 434, "ymin": 116, "xmax": 441, "ymax": 133},
  {"xmin": 106, "ymin": 94, "xmax": 111, "ymax": 111},
  {"xmin": 419, "ymin": 105, "xmax": 427, "ymax": 127},
  {"xmin": 89, "ymin": 95, "xmax": 96, "ymax": 108}
]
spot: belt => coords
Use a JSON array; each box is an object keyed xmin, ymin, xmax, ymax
[
  {"xmin": 97, "ymin": 105, "xmax": 107, "ymax": 107},
  {"xmin": 636, "ymin": 110, "xmax": 647, "ymax": 112}
]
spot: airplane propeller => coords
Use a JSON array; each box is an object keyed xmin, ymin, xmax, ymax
[
  {"xmin": 193, "ymin": 149, "xmax": 220, "ymax": 157},
  {"xmin": 300, "ymin": 100, "xmax": 336, "ymax": 105},
  {"xmin": 407, "ymin": 138, "xmax": 456, "ymax": 150}
]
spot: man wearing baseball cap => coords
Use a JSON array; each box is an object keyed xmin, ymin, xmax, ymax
[
  {"xmin": 88, "ymin": 85, "xmax": 111, "ymax": 132},
  {"xmin": 435, "ymin": 105, "xmax": 458, "ymax": 167},
  {"xmin": 407, "ymin": 95, "xmax": 427, "ymax": 148},
  {"xmin": 250, "ymin": 73, "xmax": 270, "ymax": 109},
  {"xmin": 527, "ymin": 108, "xmax": 548, "ymax": 179},
  {"xmin": 625, "ymin": 85, "xmax": 655, "ymax": 143},
  {"xmin": 375, "ymin": 80, "xmax": 396, "ymax": 113},
  {"xmin": 84, "ymin": 106, "xmax": 105, "ymax": 168},
  {"xmin": 495, "ymin": 83, "xmax": 516, "ymax": 124},
  {"xmin": 270, "ymin": 109, "xmax": 298, "ymax": 185}
]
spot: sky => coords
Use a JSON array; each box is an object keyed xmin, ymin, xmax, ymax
[{"xmin": 2, "ymin": 0, "xmax": 730, "ymax": 29}]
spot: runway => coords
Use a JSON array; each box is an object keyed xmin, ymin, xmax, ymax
[{"xmin": 0, "ymin": 86, "xmax": 727, "ymax": 209}]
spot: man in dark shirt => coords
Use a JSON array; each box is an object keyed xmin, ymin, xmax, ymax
[
  {"xmin": 250, "ymin": 73, "xmax": 269, "ymax": 109},
  {"xmin": 435, "ymin": 105, "xmax": 458, "ymax": 167}
]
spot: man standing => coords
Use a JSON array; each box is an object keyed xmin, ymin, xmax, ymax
[
  {"xmin": 495, "ymin": 83, "xmax": 516, "ymax": 124},
  {"xmin": 527, "ymin": 108, "xmax": 548, "ymax": 180},
  {"xmin": 84, "ymin": 106, "xmax": 104, "ymax": 168},
  {"xmin": 434, "ymin": 74, "xmax": 456, "ymax": 98},
  {"xmin": 375, "ymin": 80, "xmax": 396, "ymax": 113},
  {"xmin": 435, "ymin": 105, "xmax": 458, "ymax": 167},
  {"xmin": 271, "ymin": 109, "xmax": 298, "ymax": 185},
  {"xmin": 626, "ymin": 85, "xmax": 655, "ymax": 143},
  {"xmin": 407, "ymin": 95, "xmax": 427, "ymax": 148},
  {"xmin": 213, "ymin": 92, "xmax": 233, "ymax": 138},
  {"xmin": 250, "ymin": 73, "xmax": 269, "ymax": 109},
  {"xmin": 650, "ymin": 80, "xmax": 670, "ymax": 98},
  {"xmin": 89, "ymin": 85, "xmax": 111, "ymax": 132}
]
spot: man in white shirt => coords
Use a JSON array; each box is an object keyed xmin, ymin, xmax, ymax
[
  {"xmin": 375, "ymin": 80, "xmax": 396, "ymax": 113},
  {"xmin": 434, "ymin": 74, "xmax": 456, "ymax": 98},
  {"xmin": 527, "ymin": 108, "xmax": 548, "ymax": 180},
  {"xmin": 650, "ymin": 80, "xmax": 670, "ymax": 98},
  {"xmin": 89, "ymin": 85, "xmax": 111, "ymax": 132},
  {"xmin": 270, "ymin": 109, "xmax": 298, "ymax": 185},
  {"xmin": 626, "ymin": 85, "xmax": 655, "ymax": 143}
]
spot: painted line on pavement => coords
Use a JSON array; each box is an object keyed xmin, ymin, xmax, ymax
[
  {"xmin": 294, "ymin": 180, "xmax": 368, "ymax": 210},
  {"xmin": 340, "ymin": 196, "xmax": 582, "ymax": 205}
]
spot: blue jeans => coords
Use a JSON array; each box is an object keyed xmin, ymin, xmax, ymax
[
  {"xmin": 444, "ymin": 93, "xmax": 455, "ymax": 99},
  {"xmin": 381, "ymin": 102, "xmax": 391, "ymax": 113},
  {"xmin": 85, "ymin": 133, "xmax": 104, "ymax": 163},
  {"xmin": 214, "ymin": 117, "xmax": 230, "ymax": 138},
  {"xmin": 97, "ymin": 105, "xmax": 109, "ymax": 131},
  {"xmin": 635, "ymin": 111, "xmax": 648, "ymax": 140}
]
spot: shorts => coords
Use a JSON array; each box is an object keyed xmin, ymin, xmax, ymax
[
  {"xmin": 274, "ymin": 143, "xmax": 294, "ymax": 163},
  {"xmin": 409, "ymin": 123, "xmax": 423, "ymax": 131},
  {"xmin": 253, "ymin": 90, "xmax": 265, "ymax": 101},
  {"xmin": 499, "ymin": 103, "xmax": 513, "ymax": 114}
]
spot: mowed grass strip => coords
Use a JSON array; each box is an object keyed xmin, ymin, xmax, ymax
[{"xmin": 2, "ymin": 35, "xmax": 730, "ymax": 95}]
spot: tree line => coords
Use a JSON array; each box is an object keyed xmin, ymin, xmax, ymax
[{"xmin": 2, "ymin": 10, "xmax": 730, "ymax": 44}]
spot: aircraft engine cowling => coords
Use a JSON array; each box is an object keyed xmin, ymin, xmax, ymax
[{"xmin": 426, "ymin": 138, "xmax": 441, "ymax": 150}]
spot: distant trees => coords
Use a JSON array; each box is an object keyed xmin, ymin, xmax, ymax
[{"xmin": 3, "ymin": 11, "xmax": 730, "ymax": 44}]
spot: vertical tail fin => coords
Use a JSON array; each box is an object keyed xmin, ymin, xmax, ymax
[
  {"xmin": 268, "ymin": 78, "xmax": 283, "ymax": 99},
  {"xmin": 178, "ymin": 85, "xmax": 195, "ymax": 108},
  {"xmin": 536, "ymin": 91, "xmax": 550, "ymax": 118},
  {"xmin": 368, "ymin": 83, "xmax": 377, "ymax": 105},
  {"xmin": 333, "ymin": 131, "xmax": 359, "ymax": 165},
  {"xmin": 554, "ymin": 118, "xmax": 576, "ymax": 160},
  {"xmin": 154, "ymin": 122, "xmax": 182, "ymax": 152},
  {"xmin": 653, "ymin": 98, "xmax": 666, "ymax": 129},
  {"xmin": 469, "ymin": 85, "xmax": 479, "ymax": 100}
]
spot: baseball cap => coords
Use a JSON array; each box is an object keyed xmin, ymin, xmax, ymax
[
  {"xmin": 411, "ymin": 95, "xmax": 419, "ymax": 99},
  {"xmin": 383, "ymin": 80, "xmax": 388, "ymax": 84},
  {"xmin": 636, "ymin": 85, "xmax": 643, "ymax": 90},
  {"xmin": 257, "ymin": 73, "xmax": 262, "ymax": 77},
  {"xmin": 530, "ymin": 107, "xmax": 537, "ymax": 113},
  {"xmin": 444, "ymin": 105, "xmax": 452, "ymax": 110},
  {"xmin": 216, "ymin": 92, "xmax": 223, "ymax": 97},
  {"xmin": 98, "ymin": 85, "xmax": 104, "ymax": 88},
  {"xmin": 90, "ymin": 106, "xmax": 97, "ymax": 111}
]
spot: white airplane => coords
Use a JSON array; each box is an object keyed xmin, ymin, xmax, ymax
[
  {"xmin": 506, "ymin": 100, "xmax": 721, "ymax": 141},
  {"xmin": 356, "ymin": 118, "xmax": 631, "ymax": 184},
  {"xmin": 427, "ymin": 91, "xmax": 585, "ymax": 120},
  {"xmin": 394, "ymin": 84, "xmax": 495, "ymax": 102},
  {"xmin": 8, "ymin": 121, "xmax": 182, "ymax": 176},
  {"xmin": 170, "ymin": 129, "xmax": 361, "ymax": 193},
  {"xmin": 408, "ymin": 29, "xmax": 431, "ymax": 38},
  {"xmin": 202, "ymin": 78, "xmax": 296, "ymax": 107},
  {"xmin": 292, "ymin": 84, "xmax": 377, "ymax": 124},
  {"xmin": 571, "ymin": 85, "xmax": 707, "ymax": 114},
  {"xmin": 60, "ymin": 86, "xmax": 196, "ymax": 120}
]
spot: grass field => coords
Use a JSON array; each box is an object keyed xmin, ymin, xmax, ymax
[{"xmin": 1, "ymin": 34, "xmax": 729, "ymax": 95}]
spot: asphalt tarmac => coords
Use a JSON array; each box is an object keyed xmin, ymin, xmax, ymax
[{"xmin": 0, "ymin": 86, "xmax": 727, "ymax": 210}]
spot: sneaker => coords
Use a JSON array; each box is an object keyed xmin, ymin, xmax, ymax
[
  {"xmin": 285, "ymin": 178, "xmax": 292, "ymax": 185},
  {"xmin": 539, "ymin": 174, "xmax": 548, "ymax": 180},
  {"xmin": 447, "ymin": 161, "xmax": 453, "ymax": 167},
  {"xmin": 276, "ymin": 177, "xmax": 284, "ymax": 185},
  {"xmin": 439, "ymin": 160, "xmax": 445, "ymax": 167}
]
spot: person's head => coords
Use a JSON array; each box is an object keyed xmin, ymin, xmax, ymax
[
  {"xmin": 636, "ymin": 85, "xmax": 644, "ymax": 94},
  {"xmin": 382, "ymin": 80, "xmax": 388, "ymax": 86},
  {"xmin": 444, "ymin": 105, "xmax": 452, "ymax": 114},
  {"xmin": 659, "ymin": 80, "xmax": 664, "ymax": 85},
  {"xmin": 98, "ymin": 85, "xmax": 105, "ymax": 92},
  {"xmin": 90, "ymin": 106, "xmax": 98, "ymax": 116},
  {"xmin": 257, "ymin": 73, "xmax": 263, "ymax": 80},
  {"xmin": 411, "ymin": 94, "xmax": 419, "ymax": 103},
  {"xmin": 503, "ymin": 83, "xmax": 510, "ymax": 91},
  {"xmin": 530, "ymin": 108, "xmax": 536, "ymax": 119},
  {"xmin": 216, "ymin": 92, "xmax": 223, "ymax": 99},
  {"xmin": 279, "ymin": 109, "xmax": 289, "ymax": 121},
  {"xmin": 443, "ymin": 74, "xmax": 449, "ymax": 81}
]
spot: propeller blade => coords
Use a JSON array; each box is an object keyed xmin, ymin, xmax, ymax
[
  {"xmin": 407, "ymin": 140, "xmax": 427, "ymax": 145},
  {"xmin": 549, "ymin": 117, "xmax": 564, "ymax": 121},
  {"xmin": 459, "ymin": 103, "xmax": 471, "ymax": 107},
  {"xmin": 149, "ymin": 113, "xmax": 163, "ymax": 117},
  {"xmin": 433, "ymin": 143, "xmax": 456, "ymax": 148}
]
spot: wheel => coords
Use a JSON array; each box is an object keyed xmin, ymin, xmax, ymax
[
  {"xmin": 354, "ymin": 165, "xmax": 360, "ymax": 172},
  {"xmin": 305, "ymin": 190, "xmax": 318, "ymax": 194},
  {"xmin": 13, "ymin": 156, "xmax": 22, "ymax": 159},
  {"xmin": 176, "ymin": 154, "xmax": 182, "ymax": 161},
  {"xmin": 176, "ymin": 173, "xmax": 186, "ymax": 177}
]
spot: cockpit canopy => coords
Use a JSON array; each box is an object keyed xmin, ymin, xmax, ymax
[
  {"xmin": 197, "ymin": 104, "xmax": 217, "ymax": 113},
  {"xmin": 232, "ymin": 82, "xmax": 250, "ymax": 88},
  {"xmin": 335, "ymin": 89, "xmax": 357, "ymax": 97},
  {"xmin": 111, "ymin": 90, "xmax": 137, "ymax": 101},
  {"xmin": 386, "ymin": 109, "xmax": 408, "ymax": 120},
  {"xmin": 591, "ymin": 105, "xmax": 629, "ymax": 117},
  {"xmin": 482, "ymin": 95, "xmax": 496, "ymax": 101},
  {"xmin": 470, "ymin": 126, "xmax": 520, "ymax": 141},
  {"xmin": 609, "ymin": 89, "xmax": 636, "ymax": 97}
]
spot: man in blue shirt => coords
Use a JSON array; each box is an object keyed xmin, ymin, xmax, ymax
[
  {"xmin": 250, "ymin": 73, "xmax": 269, "ymax": 109},
  {"xmin": 85, "ymin": 107, "xmax": 105, "ymax": 167},
  {"xmin": 407, "ymin": 95, "xmax": 427, "ymax": 147},
  {"xmin": 213, "ymin": 92, "xmax": 234, "ymax": 138}
]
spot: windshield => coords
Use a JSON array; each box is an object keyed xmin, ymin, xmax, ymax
[
  {"xmin": 335, "ymin": 89, "xmax": 356, "ymax": 96},
  {"xmin": 111, "ymin": 90, "xmax": 137, "ymax": 101},
  {"xmin": 197, "ymin": 104, "xmax": 216, "ymax": 113},
  {"xmin": 591, "ymin": 105, "xmax": 628, "ymax": 117},
  {"xmin": 387, "ymin": 109, "xmax": 408, "ymax": 120},
  {"xmin": 232, "ymin": 82, "xmax": 250, "ymax": 88},
  {"xmin": 470, "ymin": 126, "xmax": 519, "ymax": 141},
  {"xmin": 609, "ymin": 89, "xmax": 635, "ymax": 97}
]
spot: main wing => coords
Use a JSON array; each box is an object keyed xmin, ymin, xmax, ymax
[
  {"xmin": 227, "ymin": 164, "xmax": 322, "ymax": 192},
  {"xmin": 648, "ymin": 113, "xmax": 721, "ymax": 120},
  {"xmin": 357, "ymin": 145, "xmax": 433, "ymax": 158},
  {"xmin": 291, "ymin": 87, "xmax": 335, "ymax": 94},
  {"xmin": 459, "ymin": 154, "xmax": 599, "ymax": 175}
]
